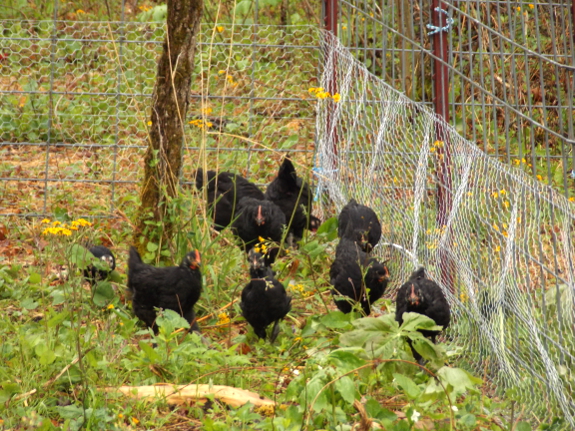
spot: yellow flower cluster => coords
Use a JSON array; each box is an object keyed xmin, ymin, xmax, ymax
[
  {"xmin": 139, "ymin": 5, "xmax": 152, "ymax": 11},
  {"xmin": 189, "ymin": 119, "xmax": 213, "ymax": 129},
  {"xmin": 289, "ymin": 283, "xmax": 313, "ymax": 298},
  {"xmin": 201, "ymin": 106, "xmax": 213, "ymax": 115},
  {"xmin": 253, "ymin": 237, "xmax": 269, "ymax": 254},
  {"xmin": 308, "ymin": 87, "xmax": 341, "ymax": 102},
  {"xmin": 41, "ymin": 218, "xmax": 92, "ymax": 236},
  {"xmin": 430, "ymin": 140, "xmax": 444, "ymax": 153},
  {"xmin": 216, "ymin": 312, "xmax": 230, "ymax": 329},
  {"xmin": 216, "ymin": 26, "xmax": 224, "ymax": 33}
]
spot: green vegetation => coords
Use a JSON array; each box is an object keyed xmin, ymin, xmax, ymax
[{"xmin": 0, "ymin": 205, "xmax": 529, "ymax": 430}]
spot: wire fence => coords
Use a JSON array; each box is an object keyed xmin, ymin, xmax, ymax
[
  {"xmin": 331, "ymin": 0, "xmax": 575, "ymax": 198},
  {"xmin": 0, "ymin": 20, "xmax": 320, "ymax": 216},
  {"xmin": 315, "ymin": 29, "xmax": 575, "ymax": 428}
]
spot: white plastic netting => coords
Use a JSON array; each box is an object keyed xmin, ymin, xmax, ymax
[{"xmin": 314, "ymin": 31, "xmax": 575, "ymax": 426}]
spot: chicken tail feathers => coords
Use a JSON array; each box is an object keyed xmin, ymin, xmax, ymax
[
  {"xmin": 269, "ymin": 320, "xmax": 281, "ymax": 343},
  {"xmin": 128, "ymin": 246, "xmax": 143, "ymax": 268},
  {"xmin": 278, "ymin": 157, "xmax": 298, "ymax": 188}
]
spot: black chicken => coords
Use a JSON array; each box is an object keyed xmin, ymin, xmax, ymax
[
  {"xmin": 240, "ymin": 250, "xmax": 291, "ymax": 342},
  {"xmin": 195, "ymin": 169, "xmax": 264, "ymax": 230},
  {"xmin": 264, "ymin": 157, "xmax": 317, "ymax": 244},
  {"xmin": 83, "ymin": 245, "xmax": 116, "ymax": 285},
  {"xmin": 395, "ymin": 267, "xmax": 451, "ymax": 361},
  {"xmin": 127, "ymin": 246, "xmax": 203, "ymax": 333},
  {"xmin": 329, "ymin": 238, "xmax": 390, "ymax": 315},
  {"xmin": 231, "ymin": 197, "xmax": 286, "ymax": 251},
  {"xmin": 338, "ymin": 198, "xmax": 382, "ymax": 252}
]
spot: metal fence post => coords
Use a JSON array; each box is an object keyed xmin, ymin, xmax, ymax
[
  {"xmin": 431, "ymin": 0, "xmax": 454, "ymax": 292},
  {"xmin": 323, "ymin": 0, "xmax": 339, "ymax": 161}
]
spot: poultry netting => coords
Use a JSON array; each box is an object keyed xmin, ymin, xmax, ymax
[{"xmin": 314, "ymin": 30, "xmax": 575, "ymax": 427}]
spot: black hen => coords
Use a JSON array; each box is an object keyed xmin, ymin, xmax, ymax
[
  {"xmin": 83, "ymin": 245, "xmax": 116, "ymax": 285},
  {"xmin": 127, "ymin": 247, "xmax": 202, "ymax": 333},
  {"xmin": 195, "ymin": 169, "xmax": 264, "ymax": 230},
  {"xmin": 338, "ymin": 199, "xmax": 382, "ymax": 252},
  {"xmin": 231, "ymin": 197, "xmax": 286, "ymax": 251},
  {"xmin": 395, "ymin": 267, "xmax": 451, "ymax": 361},
  {"xmin": 264, "ymin": 157, "xmax": 317, "ymax": 244},
  {"xmin": 329, "ymin": 238, "xmax": 390, "ymax": 315},
  {"xmin": 240, "ymin": 250, "xmax": 291, "ymax": 342}
]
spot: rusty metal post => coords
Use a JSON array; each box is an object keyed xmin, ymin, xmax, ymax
[
  {"xmin": 431, "ymin": 1, "xmax": 454, "ymax": 292},
  {"xmin": 323, "ymin": 0, "xmax": 339, "ymax": 162}
]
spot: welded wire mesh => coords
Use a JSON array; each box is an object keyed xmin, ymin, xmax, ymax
[
  {"xmin": 0, "ymin": 21, "xmax": 320, "ymax": 216},
  {"xmin": 315, "ymin": 30, "xmax": 575, "ymax": 427},
  {"xmin": 334, "ymin": 0, "xmax": 575, "ymax": 197}
]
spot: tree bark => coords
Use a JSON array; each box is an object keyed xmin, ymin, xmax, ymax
[{"xmin": 135, "ymin": 0, "xmax": 203, "ymax": 252}]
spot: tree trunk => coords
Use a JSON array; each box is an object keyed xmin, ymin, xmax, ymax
[{"xmin": 134, "ymin": 0, "xmax": 203, "ymax": 253}]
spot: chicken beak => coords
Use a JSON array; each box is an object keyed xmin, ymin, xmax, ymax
[{"xmin": 256, "ymin": 205, "xmax": 265, "ymax": 226}]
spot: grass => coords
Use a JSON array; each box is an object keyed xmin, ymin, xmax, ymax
[{"xmin": 0, "ymin": 200, "xmax": 523, "ymax": 430}]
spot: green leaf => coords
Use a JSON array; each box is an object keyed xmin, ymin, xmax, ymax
[
  {"xmin": 51, "ymin": 290, "xmax": 66, "ymax": 306},
  {"xmin": 305, "ymin": 373, "xmax": 329, "ymax": 412},
  {"xmin": 156, "ymin": 309, "xmax": 190, "ymax": 333},
  {"xmin": 393, "ymin": 373, "xmax": 421, "ymax": 399},
  {"xmin": 57, "ymin": 405, "xmax": 85, "ymax": 420},
  {"xmin": 320, "ymin": 311, "xmax": 353, "ymax": 329},
  {"xmin": 459, "ymin": 414, "xmax": 477, "ymax": 427},
  {"xmin": 364, "ymin": 398, "xmax": 397, "ymax": 423},
  {"xmin": 138, "ymin": 341, "xmax": 160, "ymax": 363},
  {"xmin": 92, "ymin": 282, "xmax": 115, "ymax": 307},
  {"xmin": 35, "ymin": 342, "xmax": 56, "ymax": 365},
  {"xmin": 335, "ymin": 375, "xmax": 356, "ymax": 405},
  {"xmin": 399, "ymin": 312, "xmax": 442, "ymax": 333},
  {"xmin": 437, "ymin": 367, "xmax": 482, "ymax": 398},
  {"xmin": 68, "ymin": 244, "xmax": 94, "ymax": 269},
  {"xmin": 29, "ymin": 272, "xmax": 42, "ymax": 284},
  {"xmin": 327, "ymin": 349, "xmax": 366, "ymax": 372},
  {"xmin": 21, "ymin": 297, "xmax": 39, "ymax": 310},
  {"xmin": 280, "ymin": 135, "xmax": 299, "ymax": 149},
  {"xmin": 108, "ymin": 270, "xmax": 123, "ymax": 283},
  {"xmin": 316, "ymin": 216, "xmax": 338, "ymax": 241},
  {"xmin": 48, "ymin": 310, "xmax": 70, "ymax": 328},
  {"xmin": 514, "ymin": 422, "xmax": 531, "ymax": 431},
  {"xmin": 147, "ymin": 242, "xmax": 159, "ymax": 252}
]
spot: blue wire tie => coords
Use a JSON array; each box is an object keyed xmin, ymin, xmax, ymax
[
  {"xmin": 312, "ymin": 167, "xmax": 338, "ymax": 202},
  {"xmin": 427, "ymin": 7, "xmax": 453, "ymax": 35},
  {"xmin": 569, "ymin": 169, "xmax": 575, "ymax": 179}
]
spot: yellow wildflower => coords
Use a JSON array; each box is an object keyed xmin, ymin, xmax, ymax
[
  {"xmin": 77, "ymin": 9, "xmax": 86, "ymax": 14},
  {"xmin": 216, "ymin": 26, "xmax": 224, "ymax": 33},
  {"xmin": 493, "ymin": 223, "xmax": 499, "ymax": 231},
  {"xmin": 201, "ymin": 106, "xmax": 213, "ymax": 115},
  {"xmin": 529, "ymin": 4, "xmax": 534, "ymax": 9},
  {"xmin": 258, "ymin": 236, "xmax": 265, "ymax": 243},
  {"xmin": 434, "ymin": 140, "xmax": 444, "ymax": 148},
  {"xmin": 74, "ymin": 218, "xmax": 92, "ymax": 227},
  {"xmin": 61, "ymin": 228, "xmax": 72, "ymax": 236},
  {"xmin": 467, "ymin": 192, "xmax": 473, "ymax": 196},
  {"xmin": 52, "ymin": 221, "xmax": 62, "ymax": 226},
  {"xmin": 569, "ymin": 197, "xmax": 575, "ymax": 202},
  {"xmin": 502, "ymin": 231, "xmax": 509, "ymax": 238},
  {"xmin": 147, "ymin": 120, "xmax": 152, "ymax": 126},
  {"xmin": 513, "ymin": 159, "xmax": 520, "ymax": 165},
  {"xmin": 41, "ymin": 218, "xmax": 51, "ymax": 224},
  {"xmin": 217, "ymin": 312, "xmax": 230, "ymax": 325},
  {"xmin": 491, "ymin": 192, "xmax": 498, "ymax": 198},
  {"xmin": 536, "ymin": 175, "xmax": 543, "ymax": 181},
  {"xmin": 139, "ymin": 5, "xmax": 152, "ymax": 11},
  {"xmin": 503, "ymin": 200, "xmax": 510, "ymax": 209},
  {"xmin": 118, "ymin": 413, "xmax": 124, "ymax": 419},
  {"xmin": 499, "ymin": 189, "xmax": 506, "ymax": 195},
  {"xmin": 342, "ymin": 25, "xmax": 347, "ymax": 30},
  {"xmin": 218, "ymin": 70, "xmax": 226, "ymax": 75},
  {"xmin": 131, "ymin": 417, "xmax": 139, "ymax": 425},
  {"xmin": 495, "ymin": 245, "xmax": 501, "ymax": 252},
  {"xmin": 516, "ymin": 6, "xmax": 521, "ymax": 11},
  {"xmin": 107, "ymin": 304, "xmax": 115, "ymax": 310},
  {"xmin": 459, "ymin": 293, "xmax": 468, "ymax": 303},
  {"xmin": 332, "ymin": 93, "xmax": 341, "ymax": 102}
]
